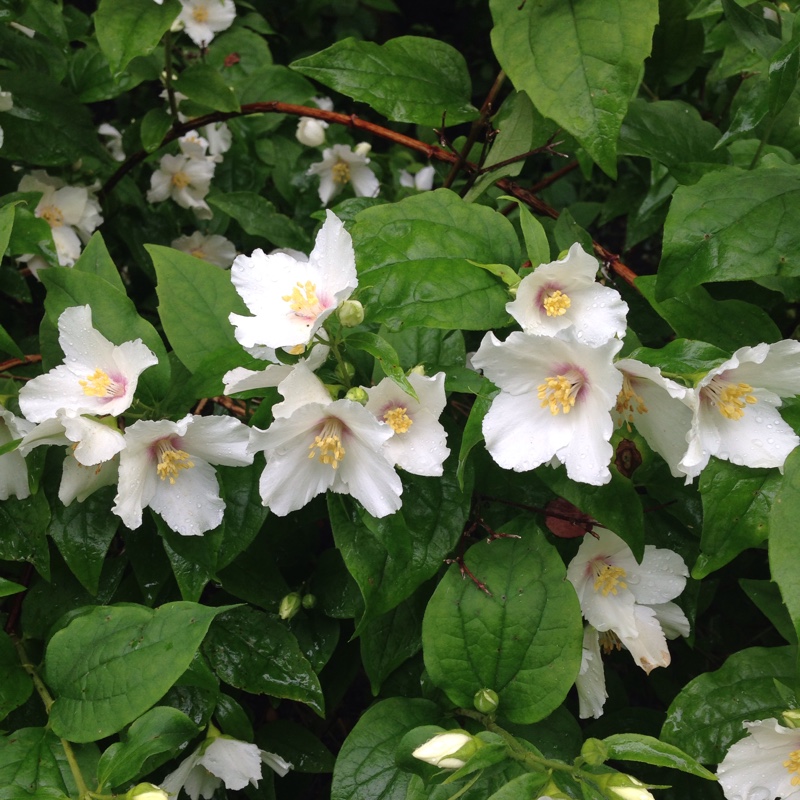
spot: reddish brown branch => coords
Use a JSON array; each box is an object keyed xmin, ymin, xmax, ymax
[{"xmin": 0, "ymin": 354, "xmax": 42, "ymax": 372}]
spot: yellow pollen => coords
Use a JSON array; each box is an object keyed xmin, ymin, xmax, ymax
[
  {"xmin": 785, "ymin": 749, "xmax": 800, "ymax": 785},
  {"xmin": 543, "ymin": 289, "xmax": 571, "ymax": 317},
  {"xmin": 171, "ymin": 171, "xmax": 191, "ymax": 189},
  {"xmin": 39, "ymin": 205, "xmax": 64, "ymax": 228},
  {"xmin": 616, "ymin": 374, "xmax": 648, "ymax": 432},
  {"xmin": 282, "ymin": 281, "xmax": 321, "ymax": 320},
  {"xmin": 308, "ymin": 419, "xmax": 345, "ymax": 469},
  {"xmin": 190, "ymin": 248, "xmax": 206, "ymax": 260},
  {"xmin": 156, "ymin": 441, "xmax": 194, "ymax": 484},
  {"xmin": 384, "ymin": 406, "xmax": 413, "ymax": 434},
  {"xmin": 537, "ymin": 374, "xmax": 580, "ymax": 415},
  {"xmin": 288, "ymin": 344, "xmax": 306, "ymax": 356},
  {"xmin": 79, "ymin": 369, "xmax": 113, "ymax": 397},
  {"xmin": 192, "ymin": 6, "xmax": 209, "ymax": 22},
  {"xmin": 592, "ymin": 562, "xmax": 628, "ymax": 596},
  {"xmin": 705, "ymin": 378, "xmax": 758, "ymax": 420},
  {"xmin": 332, "ymin": 160, "xmax": 351, "ymax": 185}
]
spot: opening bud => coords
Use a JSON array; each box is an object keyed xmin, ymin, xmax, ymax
[
  {"xmin": 279, "ymin": 592, "xmax": 302, "ymax": 620},
  {"xmin": 338, "ymin": 299, "xmax": 365, "ymax": 327},
  {"xmin": 302, "ymin": 593, "xmax": 317, "ymax": 609},
  {"xmin": 408, "ymin": 363, "xmax": 426, "ymax": 376},
  {"xmin": 345, "ymin": 386, "xmax": 369, "ymax": 405},
  {"xmin": 335, "ymin": 361, "xmax": 356, "ymax": 382},
  {"xmin": 411, "ymin": 730, "xmax": 479, "ymax": 770},
  {"xmin": 126, "ymin": 784, "xmax": 169, "ymax": 800},
  {"xmin": 354, "ymin": 142, "xmax": 372, "ymax": 157},
  {"xmin": 595, "ymin": 773, "xmax": 655, "ymax": 800},
  {"xmin": 783, "ymin": 709, "xmax": 800, "ymax": 729},
  {"xmin": 296, "ymin": 117, "xmax": 328, "ymax": 148},
  {"xmin": 580, "ymin": 737, "xmax": 609, "ymax": 765},
  {"xmin": 473, "ymin": 688, "xmax": 499, "ymax": 714}
]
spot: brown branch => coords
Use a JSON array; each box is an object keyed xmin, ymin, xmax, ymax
[{"xmin": 0, "ymin": 354, "xmax": 42, "ymax": 372}]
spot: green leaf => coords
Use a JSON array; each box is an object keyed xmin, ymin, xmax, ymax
[
  {"xmin": 490, "ymin": 0, "xmax": 659, "ymax": 177},
  {"xmin": 174, "ymin": 63, "xmax": 239, "ymax": 113},
  {"xmin": 0, "ymin": 632, "xmax": 32, "ymax": 722},
  {"xmin": 47, "ymin": 602, "xmax": 227, "ymax": 742},
  {"xmin": 203, "ymin": 607, "xmax": 325, "ymax": 716},
  {"xmin": 149, "ymin": 244, "xmax": 247, "ymax": 374},
  {"xmin": 661, "ymin": 645, "xmax": 797, "ymax": 762},
  {"xmin": 628, "ymin": 339, "xmax": 729, "ymax": 383},
  {"xmin": 601, "ymin": 734, "xmax": 716, "ymax": 780},
  {"xmin": 694, "ymin": 459, "xmax": 781, "ymax": 578},
  {"xmin": 512, "ymin": 199, "xmax": 551, "ymax": 267},
  {"xmin": 352, "ymin": 190, "xmax": 517, "ymax": 331},
  {"xmin": 0, "ymin": 492, "xmax": 51, "ymax": 579},
  {"xmin": 331, "ymin": 697, "xmax": 443, "ymax": 800},
  {"xmin": 485, "ymin": 774, "xmax": 551, "ymax": 800},
  {"xmin": 256, "ymin": 721, "xmax": 335, "ymax": 774},
  {"xmin": 0, "ymin": 324, "xmax": 23, "ymax": 360},
  {"xmin": 72, "ymin": 233, "xmax": 126, "ymax": 292},
  {"xmin": 721, "ymin": 0, "xmax": 779, "ymax": 60},
  {"xmin": 140, "ymin": 107, "xmax": 173, "ymax": 153},
  {"xmin": 457, "ymin": 384, "xmax": 496, "ymax": 490},
  {"xmin": 740, "ymin": 578, "xmax": 797, "ymax": 644},
  {"xmin": 770, "ymin": 449, "xmax": 800, "ymax": 644},
  {"xmin": 770, "ymin": 42, "xmax": 800, "ymax": 117},
  {"xmin": 95, "ymin": 0, "xmax": 180, "ymax": 77},
  {"xmin": 207, "ymin": 191, "xmax": 309, "ymax": 251},
  {"xmin": 0, "ymin": 202, "xmax": 17, "ymax": 261},
  {"xmin": 637, "ymin": 275, "xmax": 781, "ymax": 349},
  {"xmin": 422, "ymin": 521, "xmax": 583, "ymax": 723},
  {"xmin": 0, "ymin": 579, "xmax": 25, "ymax": 598},
  {"xmin": 291, "ymin": 36, "xmax": 477, "ymax": 126},
  {"xmin": 656, "ymin": 164, "xmax": 800, "ymax": 300},
  {"xmin": 345, "ymin": 332, "xmax": 418, "ymax": 400},
  {"xmin": 97, "ymin": 706, "xmax": 199, "ymax": 790},
  {"xmin": 553, "ymin": 207, "xmax": 594, "ymax": 256}
]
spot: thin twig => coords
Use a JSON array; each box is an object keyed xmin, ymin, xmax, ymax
[{"xmin": 0, "ymin": 354, "xmax": 42, "ymax": 372}]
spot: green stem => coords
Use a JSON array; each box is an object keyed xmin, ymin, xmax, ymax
[
  {"xmin": 164, "ymin": 31, "xmax": 179, "ymax": 121},
  {"xmin": 325, "ymin": 330, "xmax": 352, "ymax": 390}
]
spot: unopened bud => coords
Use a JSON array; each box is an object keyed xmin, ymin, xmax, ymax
[
  {"xmin": 345, "ymin": 386, "xmax": 368, "ymax": 405},
  {"xmin": 473, "ymin": 688, "xmax": 499, "ymax": 714},
  {"xmin": 279, "ymin": 592, "xmax": 302, "ymax": 620},
  {"xmin": 126, "ymin": 784, "xmax": 169, "ymax": 800},
  {"xmin": 596, "ymin": 773, "xmax": 655, "ymax": 800},
  {"xmin": 296, "ymin": 117, "xmax": 328, "ymax": 147},
  {"xmin": 302, "ymin": 593, "xmax": 317, "ymax": 609},
  {"xmin": 580, "ymin": 737, "xmax": 608, "ymax": 765},
  {"xmin": 411, "ymin": 730, "xmax": 478, "ymax": 770},
  {"xmin": 783, "ymin": 709, "xmax": 800, "ymax": 729},
  {"xmin": 336, "ymin": 361, "xmax": 356, "ymax": 382},
  {"xmin": 338, "ymin": 299, "xmax": 364, "ymax": 327},
  {"xmin": 354, "ymin": 142, "xmax": 372, "ymax": 157},
  {"xmin": 408, "ymin": 364, "xmax": 426, "ymax": 376}
]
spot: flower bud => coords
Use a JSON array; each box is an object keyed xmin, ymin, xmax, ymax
[
  {"xmin": 126, "ymin": 784, "xmax": 169, "ymax": 800},
  {"xmin": 338, "ymin": 299, "xmax": 364, "ymax": 327},
  {"xmin": 354, "ymin": 142, "xmax": 372, "ymax": 157},
  {"xmin": 302, "ymin": 593, "xmax": 317, "ymax": 609},
  {"xmin": 783, "ymin": 709, "xmax": 800, "ymax": 729},
  {"xmin": 596, "ymin": 773, "xmax": 655, "ymax": 800},
  {"xmin": 473, "ymin": 688, "xmax": 499, "ymax": 714},
  {"xmin": 296, "ymin": 117, "xmax": 328, "ymax": 148},
  {"xmin": 336, "ymin": 361, "xmax": 356, "ymax": 382},
  {"xmin": 580, "ymin": 737, "xmax": 608, "ymax": 765},
  {"xmin": 279, "ymin": 592, "xmax": 302, "ymax": 620},
  {"xmin": 411, "ymin": 730, "xmax": 478, "ymax": 770},
  {"xmin": 408, "ymin": 363, "xmax": 426, "ymax": 376},
  {"xmin": 345, "ymin": 386, "xmax": 369, "ymax": 405}
]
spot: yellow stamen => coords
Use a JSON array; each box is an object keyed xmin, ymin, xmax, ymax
[
  {"xmin": 615, "ymin": 374, "xmax": 648, "ymax": 432},
  {"xmin": 282, "ymin": 281, "xmax": 321, "ymax": 321},
  {"xmin": 598, "ymin": 630, "xmax": 623, "ymax": 654},
  {"xmin": 308, "ymin": 418, "xmax": 345, "ymax": 469},
  {"xmin": 537, "ymin": 374, "xmax": 580, "ymax": 415},
  {"xmin": 79, "ymin": 369, "xmax": 113, "ymax": 397},
  {"xmin": 156, "ymin": 440, "xmax": 194, "ymax": 484},
  {"xmin": 190, "ymin": 248, "xmax": 206, "ymax": 260},
  {"xmin": 705, "ymin": 379, "xmax": 758, "ymax": 420},
  {"xmin": 384, "ymin": 407, "xmax": 412, "ymax": 434},
  {"xmin": 592, "ymin": 562, "xmax": 628, "ymax": 596},
  {"xmin": 542, "ymin": 289, "xmax": 571, "ymax": 317},
  {"xmin": 332, "ymin": 160, "xmax": 351, "ymax": 185},
  {"xmin": 39, "ymin": 205, "xmax": 64, "ymax": 228},
  {"xmin": 192, "ymin": 6, "xmax": 209, "ymax": 22},
  {"xmin": 171, "ymin": 171, "xmax": 191, "ymax": 189},
  {"xmin": 785, "ymin": 749, "xmax": 800, "ymax": 785},
  {"xmin": 288, "ymin": 344, "xmax": 306, "ymax": 356}
]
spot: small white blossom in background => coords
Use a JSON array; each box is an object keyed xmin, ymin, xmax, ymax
[
  {"xmin": 230, "ymin": 209, "xmax": 357, "ymax": 350},
  {"xmin": 147, "ymin": 153, "xmax": 214, "ymax": 219},
  {"xmin": 679, "ymin": 340, "xmax": 800, "ymax": 481},
  {"xmin": 307, "ymin": 143, "xmax": 379, "ymax": 206},
  {"xmin": 471, "ymin": 331, "xmax": 623, "ymax": 485},
  {"xmin": 113, "ymin": 414, "xmax": 252, "ymax": 536},
  {"xmin": 576, "ymin": 625, "xmax": 607, "ymax": 719},
  {"xmin": 178, "ymin": 130, "xmax": 210, "ymax": 159},
  {"xmin": 717, "ymin": 717, "xmax": 800, "ymax": 800},
  {"xmin": 98, "ymin": 123, "xmax": 125, "ymax": 162},
  {"xmin": 0, "ymin": 87, "xmax": 13, "ymax": 150},
  {"xmin": 17, "ymin": 170, "xmax": 103, "ymax": 274},
  {"xmin": 0, "ymin": 406, "xmax": 34, "ymax": 501},
  {"xmin": 364, "ymin": 371, "xmax": 449, "ymax": 476},
  {"xmin": 566, "ymin": 528, "xmax": 690, "ymax": 674},
  {"xmin": 506, "ymin": 243, "xmax": 628, "ymax": 347},
  {"xmin": 201, "ymin": 121, "xmax": 231, "ymax": 160},
  {"xmin": 412, "ymin": 731, "xmax": 476, "ymax": 770},
  {"xmin": 399, "ymin": 164, "xmax": 435, "ymax": 191},
  {"xmin": 249, "ymin": 363, "xmax": 402, "ymax": 518},
  {"xmin": 161, "ymin": 733, "xmax": 291, "ymax": 800},
  {"xmin": 296, "ymin": 117, "xmax": 329, "ymax": 148},
  {"xmin": 176, "ymin": 0, "xmax": 236, "ymax": 47},
  {"xmin": 171, "ymin": 231, "xmax": 237, "ymax": 268}
]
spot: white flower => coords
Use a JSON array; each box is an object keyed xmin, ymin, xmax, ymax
[
  {"xmin": 178, "ymin": 130, "xmax": 210, "ymax": 159},
  {"xmin": 229, "ymin": 210, "xmax": 357, "ymax": 350},
  {"xmin": 18, "ymin": 305, "xmax": 158, "ymax": 424},
  {"xmin": 0, "ymin": 406, "xmax": 34, "ymax": 500},
  {"xmin": 147, "ymin": 153, "xmax": 215, "ymax": 219},
  {"xmin": 223, "ymin": 341, "xmax": 329, "ymax": 395},
  {"xmin": 98, "ymin": 123, "xmax": 125, "ymax": 162},
  {"xmin": 0, "ymin": 88, "xmax": 13, "ymax": 112},
  {"xmin": 364, "ymin": 371, "xmax": 449, "ymax": 476},
  {"xmin": 679, "ymin": 340, "xmax": 800, "ymax": 481},
  {"xmin": 576, "ymin": 625, "xmax": 607, "ymax": 720},
  {"xmin": 161, "ymin": 735, "xmax": 291, "ymax": 800},
  {"xmin": 177, "ymin": 0, "xmax": 236, "ymax": 47},
  {"xmin": 566, "ymin": 528, "xmax": 689, "ymax": 674},
  {"xmin": 614, "ymin": 359, "xmax": 694, "ymax": 478},
  {"xmin": 296, "ymin": 117, "xmax": 328, "ymax": 147},
  {"xmin": 717, "ymin": 718, "xmax": 800, "ymax": 800},
  {"xmin": 471, "ymin": 331, "xmax": 623, "ymax": 485},
  {"xmin": 18, "ymin": 170, "xmax": 103, "ymax": 269},
  {"xmin": 249, "ymin": 363, "xmax": 402, "ymax": 518},
  {"xmin": 171, "ymin": 231, "xmax": 236, "ymax": 268},
  {"xmin": 307, "ymin": 143, "xmax": 379, "ymax": 206},
  {"xmin": 412, "ymin": 731, "xmax": 475, "ymax": 770},
  {"xmin": 201, "ymin": 121, "xmax": 231, "ymax": 160},
  {"xmin": 112, "ymin": 414, "xmax": 252, "ymax": 536},
  {"xmin": 399, "ymin": 164, "xmax": 435, "ymax": 191},
  {"xmin": 506, "ymin": 243, "xmax": 628, "ymax": 347}
]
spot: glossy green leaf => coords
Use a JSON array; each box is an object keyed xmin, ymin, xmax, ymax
[
  {"xmin": 628, "ymin": 339, "xmax": 729, "ymax": 383},
  {"xmin": 203, "ymin": 607, "xmax": 325, "ymax": 716},
  {"xmin": 72, "ymin": 232, "xmax": 125, "ymax": 292},
  {"xmin": 422, "ymin": 522, "xmax": 583, "ymax": 723},
  {"xmin": 457, "ymin": 383, "xmax": 496, "ymax": 490},
  {"xmin": 656, "ymin": 164, "xmax": 800, "ymax": 300},
  {"xmin": 769, "ymin": 42, "xmax": 800, "ymax": 117},
  {"xmin": 513, "ymin": 199, "xmax": 551, "ymax": 267},
  {"xmin": 257, "ymin": 721, "xmax": 335, "ymax": 774},
  {"xmin": 0, "ymin": 492, "xmax": 51, "ymax": 579},
  {"xmin": 95, "ymin": 0, "xmax": 180, "ymax": 76},
  {"xmin": 345, "ymin": 331, "xmax": 418, "ymax": 400},
  {"xmin": 721, "ymin": 0, "xmax": 779, "ymax": 60},
  {"xmin": 0, "ymin": 632, "xmax": 32, "ymax": 722},
  {"xmin": 174, "ymin": 63, "xmax": 239, "ymax": 113},
  {"xmin": 694, "ymin": 460, "xmax": 780, "ymax": 578},
  {"xmin": 291, "ymin": 36, "xmax": 477, "ymax": 126},
  {"xmin": 47, "ymin": 602, "xmax": 226, "ymax": 741},
  {"xmin": 0, "ymin": 323, "xmax": 23, "ymax": 360},
  {"xmin": 0, "ymin": 579, "xmax": 25, "ymax": 598},
  {"xmin": 351, "ymin": 189, "xmax": 517, "ymax": 331},
  {"xmin": 661, "ymin": 645, "xmax": 796, "ymax": 762},
  {"xmin": 0, "ymin": 202, "xmax": 17, "ymax": 262},
  {"xmin": 740, "ymin": 579, "xmax": 796, "ymax": 644},
  {"xmin": 485, "ymin": 774, "xmax": 551, "ymax": 800},
  {"xmin": 490, "ymin": 0, "xmax": 659, "ymax": 176},
  {"xmin": 331, "ymin": 697, "xmax": 443, "ymax": 800},
  {"xmin": 601, "ymin": 734, "xmax": 716, "ymax": 779},
  {"xmin": 140, "ymin": 107, "xmax": 172, "ymax": 153}
]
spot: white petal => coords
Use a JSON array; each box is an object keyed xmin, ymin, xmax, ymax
[
  {"xmin": 179, "ymin": 415, "xmax": 252, "ymax": 467},
  {"xmin": 0, "ymin": 408, "xmax": 31, "ymax": 500},
  {"xmin": 349, "ymin": 163, "xmax": 380, "ymax": 198},
  {"xmin": 272, "ymin": 363, "xmax": 332, "ymax": 419},
  {"xmin": 619, "ymin": 604, "xmax": 671, "ymax": 674},
  {"xmin": 308, "ymin": 210, "xmax": 357, "ymax": 300},
  {"xmin": 650, "ymin": 601, "xmax": 690, "ymax": 640},
  {"xmin": 576, "ymin": 626, "xmax": 607, "ymax": 720},
  {"xmin": 261, "ymin": 749, "xmax": 292, "ymax": 777},
  {"xmin": 223, "ymin": 364, "xmax": 292, "ymax": 394},
  {"xmin": 199, "ymin": 737, "xmax": 261, "ymax": 790},
  {"xmin": 161, "ymin": 748, "xmax": 203, "ymax": 799},
  {"xmin": 557, "ymin": 396, "xmax": 614, "ymax": 485},
  {"xmin": 59, "ymin": 453, "xmax": 118, "ymax": 505},
  {"xmin": 335, "ymin": 434, "xmax": 403, "ymax": 518},
  {"xmin": 61, "ymin": 412, "xmax": 125, "ymax": 466},
  {"xmin": 624, "ymin": 546, "xmax": 688, "ymax": 606}
]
